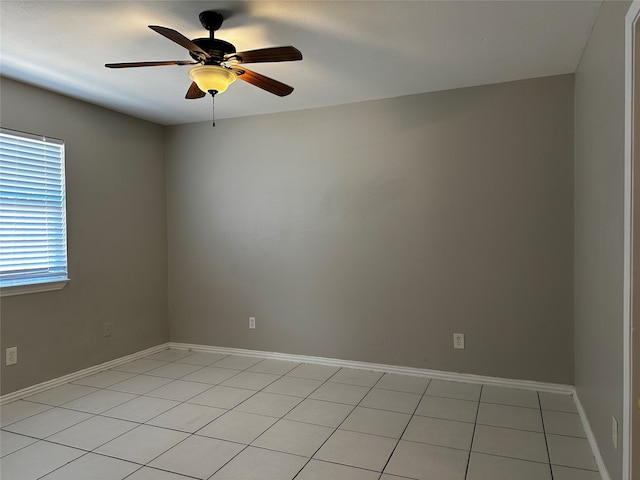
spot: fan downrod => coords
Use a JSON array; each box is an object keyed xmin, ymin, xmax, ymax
[{"xmin": 199, "ymin": 11, "xmax": 224, "ymax": 38}]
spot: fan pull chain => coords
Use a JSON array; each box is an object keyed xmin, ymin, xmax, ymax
[{"xmin": 209, "ymin": 89, "xmax": 218, "ymax": 127}]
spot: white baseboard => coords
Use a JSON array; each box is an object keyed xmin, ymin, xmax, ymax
[
  {"xmin": 169, "ymin": 342, "xmax": 575, "ymax": 395},
  {"xmin": 0, "ymin": 343, "xmax": 169, "ymax": 406},
  {"xmin": 574, "ymin": 391, "xmax": 611, "ymax": 480},
  {"xmin": 0, "ymin": 341, "xmax": 574, "ymax": 402}
]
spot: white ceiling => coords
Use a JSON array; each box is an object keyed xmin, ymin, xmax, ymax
[{"xmin": 0, "ymin": 1, "xmax": 602, "ymax": 126}]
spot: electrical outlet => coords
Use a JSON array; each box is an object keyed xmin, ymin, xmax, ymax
[
  {"xmin": 612, "ymin": 415, "xmax": 618, "ymax": 450},
  {"xmin": 453, "ymin": 333, "xmax": 465, "ymax": 349},
  {"xmin": 6, "ymin": 347, "xmax": 17, "ymax": 366},
  {"xmin": 103, "ymin": 323, "xmax": 112, "ymax": 337},
  {"xmin": 249, "ymin": 317, "xmax": 256, "ymax": 329}
]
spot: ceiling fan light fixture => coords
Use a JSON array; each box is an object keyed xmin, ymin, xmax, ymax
[{"xmin": 189, "ymin": 65, "xmax": 237, "ymax": 94}]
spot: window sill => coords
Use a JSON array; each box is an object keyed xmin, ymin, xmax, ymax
[{"xmin": 0, "ymin": 280, "xmax": 69, "ymax": 297}]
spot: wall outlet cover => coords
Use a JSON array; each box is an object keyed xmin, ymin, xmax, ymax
[
  {"xmin": 453, "ymin": 333, "xmax": 465, "ymax": 349},
  {"xmin": 6, "ymin": 347, "xmax": 17, "ymax": 366},
  {"xmin": 249, "ymin": 317, "xmax": 256, "ymax": 329},
  {"xmin": 103, "ymin": 323, "xmax": 113, "ymax": 337}
]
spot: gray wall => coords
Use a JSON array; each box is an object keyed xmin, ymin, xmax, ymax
[
  {"xmin": 0, "ymin": 78, "xmax": 169, "ymax": 395},
  {"xmin": 574, "ymin": 2, "xmax": 630, "ymax": 479},
  {"xmin": 166, "ymin": 74, "xmax": 575, "ymax": 384}
]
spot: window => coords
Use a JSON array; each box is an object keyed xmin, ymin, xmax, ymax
[{"xmin": 0, "ymin": 128, "xmax": 68, "ymax": 296}]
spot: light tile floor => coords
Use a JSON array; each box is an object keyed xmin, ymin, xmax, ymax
[{"xmin": 0, "ymin": 349, "xmax": 602, "ymax": 480}]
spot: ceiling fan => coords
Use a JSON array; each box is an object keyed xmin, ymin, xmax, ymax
[{"xmin": 105, "ymin": 10, "xmax": 302, "ymax": 107}]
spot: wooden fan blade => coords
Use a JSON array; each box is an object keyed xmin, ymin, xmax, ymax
[
  {"xmin": 149, "ymin": 25, "xmax": 210, "ymax": 60},
  {"xmin": 105, "ymin": 60, "xmax": 197, "ymax": 68},
  {"xmin": 231, "ymin": 67, "xmax": 294, "ymax": 96},
  {"xmin": 186, "ymin": 81, "xmax": 206, "ymax": 99},
  {"xmin": 225, "ymin": 46, "xmax": 302, "ymax": 64}
]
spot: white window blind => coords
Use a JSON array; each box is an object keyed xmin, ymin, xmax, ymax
[{"xmin": 0, "ymin": 128, "xmax": 68, "ymax": 291}]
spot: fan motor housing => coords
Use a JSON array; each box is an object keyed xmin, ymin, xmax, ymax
[{"xmin": 190, "ymin": 38, "xmax": 236, "ymax": 64}]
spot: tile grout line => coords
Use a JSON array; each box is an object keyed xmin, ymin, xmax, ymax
[
  {"xmin": 196, "ymin": 359, "xmax": 348, "ymax": 479},
  {"xmin": 67, "ymin": 354, "xmax": 256, "ymax": 429},
  {"xmin": 18, "ymin": 387, "xmax": 567, "ymax": 430},
  {"xmin": 86, "ymin": 354, "xmax": 262, "ymax": 479},
  {"xmin": 132, "ymin": 354, "xmax": 298, "ymax": 478},
  {"xmin": 8, "ymin": 355, "xmax": 311, "ymax": 478},
  {"xmin": 464, "ymin": 384, "xmax": 483, "ymax": 480},
  {"xmin": 123, "ymin": 464, "xmax": 201, "ymax": 480},
  {"xmin": 375, "ymin": 376, "xmax": 433, "ymax": 479},
  {"xmin": 287, "ymin": 366, "xmax": 368, "ymax": 479},
  {"xmin": 288, "ymin": 367, "xmax": 412, "ymax": 479},
  {"xmin": 33, "ymin": 449, "xmax": 92, "ymax": 480},
  {"xmin": 538, "ymin": 391, "xmax": 555, "ymax": 480},
  {"xmin": 5, "ymin": 354, "xmax": 322, "ymax": 480},
  {"xmin": 35, "ymin": 353, "xmax": 252, "ymax": 480}
]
